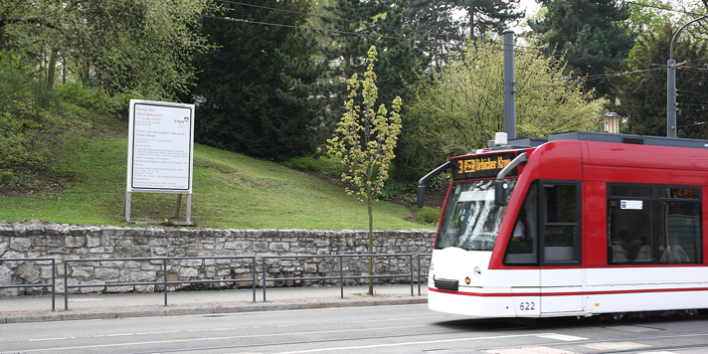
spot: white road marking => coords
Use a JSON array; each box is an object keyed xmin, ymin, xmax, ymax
[
  {"xmin": 28, "ymin": 337, "xmax": 70, "ymax": 342},
  {"xmin": 536, "ymin": 334, "xmax": 587, "ymax": 341},
  {"xmin": 272, "ymin": 333, "xmax": 559, "ymax": 354},
  {"xmin": 581, "ymin": 342, "xmax": 651, "ymax": 350},
  {"xmin": 13, "ymin": 325, "xmax": 429, "ymax": 352},
  {"xmin": 20, "ymin": 315, "xmax": 440, "ymax": 343},
  {"xmin": 485, "ymin": 347, "xmax": 575, "ymax": 354}
]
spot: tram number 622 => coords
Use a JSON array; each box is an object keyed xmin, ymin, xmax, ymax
[{"xmin": 520, "ymin": 302, "xmax": 535, "ymax": 311}]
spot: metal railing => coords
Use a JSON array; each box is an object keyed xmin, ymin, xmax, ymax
[
  {"xmin": 417, "ymin": 254, "xmax": 431, "ymax": 295},
  {"xmin": 1, "ymin": 253, "xmax": 432, "ymax": 310},
  {"xmin": 63, "ymin": 256, "xmax": 256, "ymax": 310},
  {"xmin": 261, "ymin": 254, "xmax": 417, "ymax": 302},
  {"xmin": 0, "ymin": 258, "xmax": 56, "ymax": 311}
]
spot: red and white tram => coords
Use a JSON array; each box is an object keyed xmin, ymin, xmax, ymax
[{"xmin": 428, "ymin": 131, "xmax": 707, "ymax": 318}]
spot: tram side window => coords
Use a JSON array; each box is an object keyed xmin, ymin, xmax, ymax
[
  {"xmin": 607, "ymin": 184, "xmax": 702, "ymax": 265},
  {"xmin": 543, "ymin": 184, "xmax": 580, "ymax": 263},
  {"xmin": 504, "ymin": 182, "xmax": 538, "ymax": 265},
  {"xmin": 608, "ymin": 199, "xmax": 651, "ymax": 263},
  {"xmin": 659, "ymin": 199, "xmax": 702, "ymax": 264}
]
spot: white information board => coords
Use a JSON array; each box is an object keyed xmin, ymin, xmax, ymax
[{"xmin": 126, "ymin": 100, "xmax": 195, "ymax": 193}]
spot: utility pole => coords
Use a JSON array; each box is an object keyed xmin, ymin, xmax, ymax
[
  {"xmin": 503, "ymin": 29, "xmax": 516, "ymax": 140},
  {"xmin": 667, "ymin": 14, "xmax": 708, "ymax": 138}
]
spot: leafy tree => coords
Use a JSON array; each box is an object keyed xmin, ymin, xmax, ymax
[
  {"xmin": 1, "ymin": 0, "xmax": 211, "ymax": 99},
  {"xmin": 612, "ymin": 23, "xmax": 708, "ymax": 138},
  {"xmin": 529, "ymin": 0, "xmax": 635, "ymax": 98},
  {"xmin": 400, "ymin": 39, "xmax": 605, "ymax": 169},
  {"xmin": 193, "ymin": 0, "xmax": 320, "ymax": 160},
  {"xmin": 328, "ymin": 46, "xmax": 402, "ymax": 296},
  {"xmin": 626, "ymin": 0, "xmax": 674, "ymax": 34}
]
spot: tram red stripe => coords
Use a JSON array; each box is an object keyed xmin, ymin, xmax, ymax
[{"xmin": 429, "ymin": 287, "xmax": 708, "ymax": 297}]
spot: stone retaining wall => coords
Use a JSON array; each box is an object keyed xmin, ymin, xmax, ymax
[{"xmin": 0, "ymin": 220, "xmax": 435, "ymax": 296}]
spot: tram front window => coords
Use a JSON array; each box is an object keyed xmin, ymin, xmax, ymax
[{"xmin": 435, "ymin": 179, "xmax": 516, "ymax": 251}]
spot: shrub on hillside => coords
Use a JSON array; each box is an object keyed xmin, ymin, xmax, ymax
[
  {"xmin": 284, "ymin": 154, "xmax": 342, "ymax": 178},
  {"xmin": 0, "ymin": 51, "xmax": 55, "ymax": 171},
  {"xmin": 416, "ymin": 206, "xmax": 442, "ymax": 225},
  {"xmin": 55, "ymin": 82, "xmax": 138, "ymax": 113}
]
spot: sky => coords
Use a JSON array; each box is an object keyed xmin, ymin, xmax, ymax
[{"xmin": 520, "ymin": 0, "xmax": 541, "ymax": 17}]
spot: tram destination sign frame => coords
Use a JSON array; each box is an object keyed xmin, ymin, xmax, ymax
[{"xmin": 450, "ymin": 152, "xmax": 518, "ymax": 180}]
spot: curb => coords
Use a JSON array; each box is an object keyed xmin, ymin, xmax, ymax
[{"xmin": 1, "ymin": 297, "xmax": 427, "ymax": 324}]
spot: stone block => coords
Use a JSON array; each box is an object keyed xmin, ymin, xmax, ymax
[
  {"xmin": 70, "ymin": 266, "xmax": 93, "ymax": 279},
  {"xmin": 65, "ymin": 236, "xmax": 86, "ymax": 248},
  {"xmin": 17, "ymin": 261, "xmax": 41, "ymax": 283},
  {"xmin": 0, "ymin": 239, "xmax": 8, "ymax": 255},
  {"xmin": 179, "ymin": 268, "xmax": 198, "ymax": 278},
  {"xmin": 253, "ymin": 242, "xmax": 268, "ymax": 252},
  {"xmin": 10, "ymin": 237, "xmax": 31, "ymax": 252},
  {"xmin": 269, "ymin": 242, "xmax": 290, "ymax": 252},
  {"xmin": 130, "ymin": 271, "xmax": 157, "ymax": 282},
  {"xmin": 95, "ymin": 267, "xmax": 120, "ymax": 279},
  {"xmin": 79, "ymin": 280, "xmax": 105, "ymax": 293},
  {"xmin": 134, "ymin": 285, "xmax": 155, "ymax": 292},
  {"xmin": 87, "ymin": 235, "xmax": 101, "ymax": 247}
]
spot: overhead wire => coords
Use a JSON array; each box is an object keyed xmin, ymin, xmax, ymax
[
  {"xmin": 67, "ymin": 0, "xmax": 675, "ymax": 71},
  {"xmin": 64, "ymin": 0, "xmax": 700, "ymax": 86},
  {"xmin": 212, "ymin": 0, "xmax": 459, "ymax": 41},
  {"xmin": 622, "ymin": 1, "xmax": 704, "ymax": 16}
]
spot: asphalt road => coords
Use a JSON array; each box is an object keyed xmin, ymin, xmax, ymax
[{"xmin": 3, "ymin": 304, "xmax": 708, "ymax": 354}]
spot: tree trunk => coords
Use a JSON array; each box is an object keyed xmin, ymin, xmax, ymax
[
  {"xmin": 46, "ymin": 47, "xmax": 59, "ymax": 90},
  {"xmin": 367, "ymin": 192, "xmax": 374, "ymax": 295},
  {"xmin": 469, "ymin": 7, "xmax": 475, "ymax": 40}
]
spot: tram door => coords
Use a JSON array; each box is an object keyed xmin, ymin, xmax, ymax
[{"xmin": 539, "ymin": 181, "xmax": 583, "ymax": 314}]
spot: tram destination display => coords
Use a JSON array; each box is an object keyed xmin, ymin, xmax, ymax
[
  {"xmin": 126, "ymin": 100, "xmax": 195, "ymax": 193},
  {"xmin": 451, "ymin": 152, "xmax": 518, "ymax": 180}
]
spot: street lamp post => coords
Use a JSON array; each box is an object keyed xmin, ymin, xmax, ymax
[{"xmin": 667, "ymin": 14, "xmax": 708, "ymax": 138}]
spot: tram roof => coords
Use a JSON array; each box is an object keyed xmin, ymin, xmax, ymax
[{"xmin": 507, "ymin": 131, "xmax": 708, "ymax": 150}]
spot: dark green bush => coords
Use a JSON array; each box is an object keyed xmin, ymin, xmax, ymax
[
  {"xmin": 284, "ymin": 155, "xmax": 342, "ymax": 178},
  {"xmin": 417, "ymin": 206, "xmax": 442, "ymax": 224},
  {"xmin": 428, "ymin": 171, "xmax": 451, "ymax": 191},
  {"xmin": 379, "ymin": 180, "xmax": 415, "ymax": 201}
]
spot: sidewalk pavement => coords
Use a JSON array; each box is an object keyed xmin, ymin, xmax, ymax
[{"xmin": 0, "ymin": 284, "xmax": 428, "ymax": 324}]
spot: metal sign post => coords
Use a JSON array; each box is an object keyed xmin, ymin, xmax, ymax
[{"xmin": 125, "ymin": 99, "xmax": 196, "ymax": 225}]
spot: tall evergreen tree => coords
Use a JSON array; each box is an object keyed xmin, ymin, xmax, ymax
[
  {"xmin": 454, "ymin": 0, "xmax": 525, "ymax": 40},
  {"xmin": 529, "ymin": 0, "xmax": 635, "ymax": 98},
  {"xmin": 193, "ymin": 0, "xmax": 320, "ymax": 160},
  {"xmin": 612, "ymin": 23, "xmax": 708, "ymax": 139},
  {"xmin": 402, "ymin": 0, "xmax": 463, "ymax": 68},
  {"xmin": 316, "ymin": 0, "xmax": 428, "ymax": 178}
]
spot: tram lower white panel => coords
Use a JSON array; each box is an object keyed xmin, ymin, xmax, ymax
[
  {"xmin": 587, "ymin": 291, "xmax": 708, "ymax": 314},
  {"xmin": 429, "ymin": 265, "xmax": 708, "ymax": 318},
  {"xmin": 428, "ymin": 290, "xmax": 520, "ymax": 318}
]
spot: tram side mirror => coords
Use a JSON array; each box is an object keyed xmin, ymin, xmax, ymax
[{"xmin": 494, "ymin": 180, "xmax": 507, "ymax": 206}]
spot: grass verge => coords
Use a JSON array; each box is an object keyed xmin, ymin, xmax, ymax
[{"xmin": 0, "ymin": 104, "xmax": 434, "ymax": 230}]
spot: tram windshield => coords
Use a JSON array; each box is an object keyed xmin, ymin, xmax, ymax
[{"xmin": 435, "ymin": 179, "xmax": 516, "ymax": 251}]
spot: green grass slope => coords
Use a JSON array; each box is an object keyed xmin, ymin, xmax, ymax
[{"xmin": 0, "ymin": 104, "xmax": 433, "ymax": 230}]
